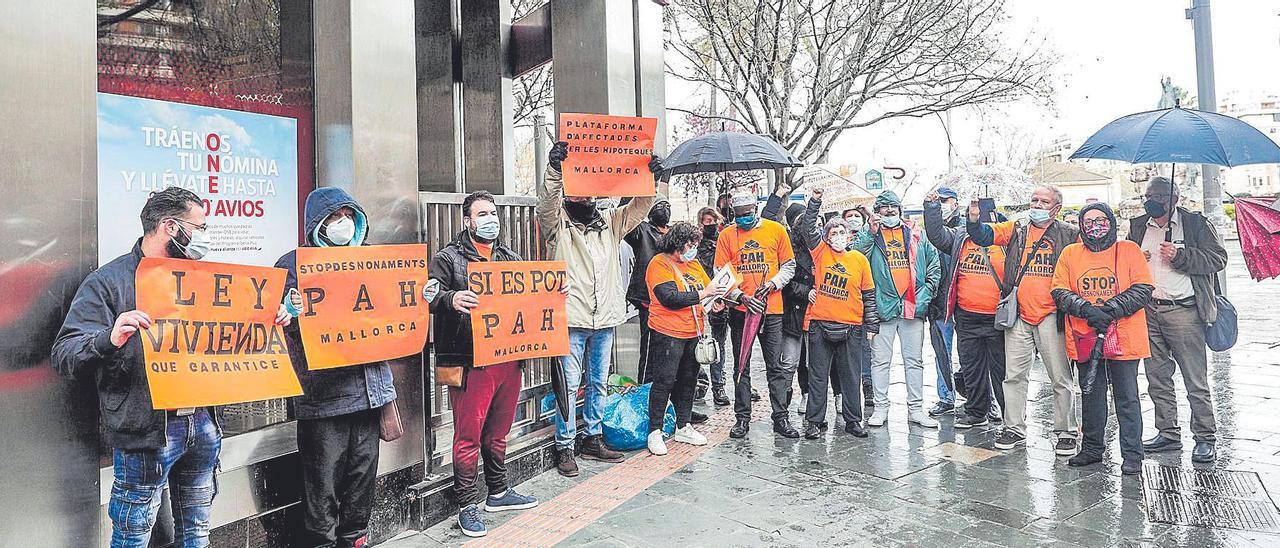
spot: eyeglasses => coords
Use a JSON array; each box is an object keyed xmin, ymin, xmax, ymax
[
  {"xmin": 1082, "ymin": 218, "xmax": 1110, "ymax": 229},
  {"xmin": 167, "ymin": 218, "xmax": 208, "ymax": 232}
]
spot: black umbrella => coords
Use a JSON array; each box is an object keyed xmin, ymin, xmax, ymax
[
  {"xmin": 663, "ymin": 131, "xmax": 803, "ymax": 175},
  {"xmin": 1079, "ymin": 332, "xmax": 1105, "ymax": 396},
  {"xmin": 550, "ymin": 360, "xmax": 572, "ymax": 422}
]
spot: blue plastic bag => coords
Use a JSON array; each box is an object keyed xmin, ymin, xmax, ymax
[{"xmin": 602, "ymin": 383, "xmax": 675, "ymax": 451}]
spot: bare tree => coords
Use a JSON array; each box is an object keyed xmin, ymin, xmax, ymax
[
  {"xmin": 512, "ymin": 0, "xmax": 554, "ymax": 129},
  {"xmin": 667, "ymin": 0, "xmax": 1056, "ymax": 180}
]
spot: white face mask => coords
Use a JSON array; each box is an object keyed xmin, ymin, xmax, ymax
[
  {"xmin": 177, "ymin": 226, "xmax": 211, "ymax": 260},
  {"xmin": 880, "ymin": 215, "xmax": 902, "ymax": 228},
  {"xmin": 941, "ymin": 202, "xmax": 957, "ymax": 219},
  {"xmin": 325, "ymin": 216, "xmax": 356, "ymax": 245},
  {"xmin": 847, "ymin": 216, "xmax": 864, "ymax": 231},
  {"xmin": 829, "ymin": 234, "xmax": 849, "ymax": 251}
]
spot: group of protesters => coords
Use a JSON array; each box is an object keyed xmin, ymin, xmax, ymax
[
  {"xmin": 51, "ymin": 133, "xmax": 1228, "ymax": 545},
  {"xmin": 621, "ymin": 158, "xmax": 1227, "ymax": 483}
]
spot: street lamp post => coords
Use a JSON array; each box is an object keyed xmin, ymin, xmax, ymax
[{"xmin": 1187, "ymin": 0, "xmax": 1224, "ymax": 223}]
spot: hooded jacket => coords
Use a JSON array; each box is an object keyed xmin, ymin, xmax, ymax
[
  {"xmin": 537, "ymin": 166, "xmax": 654, "ymax": 330},
  {"xmin": 275, "ymin": 187, "xmax": 397, "ymax": 420},
  {"xmin": 53, "ymin": 240, "xmax": 207, "ymax": 450},
  {"xmin": 1126, "ymin": 206, "xmax": 1227, "ymax": 324},
  {"xmin": 852, "ymin": 195, "xmax": 941, "ymax": 322},
  {"xmin": 429, "ymin": 230, "xmax": 523, "ymax": 368},
  {"xmin": 624, "ymin": 219, "xmax": 667, "ymax": 306},
  {"xmin": 1051, "ymin": 203, "xmax": 1155, "ymax": 361}
]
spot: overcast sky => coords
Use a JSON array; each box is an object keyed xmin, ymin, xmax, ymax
[{"xmin": 821, "ymin": 0, "xmax": 1280, "ymax": 177}]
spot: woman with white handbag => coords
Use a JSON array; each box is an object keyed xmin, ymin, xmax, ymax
[{"xmin": 643, "ymin": 222, "xmax": 728, "ymax": 455}]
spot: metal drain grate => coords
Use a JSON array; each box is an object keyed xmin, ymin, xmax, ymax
[{"xmin": 1143, "ymin": 463, "xmax": 1280, "ymax": 532}]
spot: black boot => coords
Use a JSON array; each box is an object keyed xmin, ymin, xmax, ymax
[
  {"xmin": 773, "ymin": 417, "xmax": 800, "ymax": 439},
  {"xmin": 713, "ymin": 387, "xmax": 730, "ymax": 406},
  {"xmin": 729, "ymin": 418, "xmax": 749, "ymax": 438}
]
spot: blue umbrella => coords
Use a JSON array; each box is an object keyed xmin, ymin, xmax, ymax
[
  {"xmin": 664, "ymin": 131, "xmax": 803, "ymax": 175},
  {"xmin": 1069, "ymin": 107, "xmax": 1280, "ymax": 167}
]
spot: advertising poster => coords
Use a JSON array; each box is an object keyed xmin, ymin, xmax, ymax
[
  {"xmin": 135, "ymin": 258, "xmax": 302, "ymax": 409},
  {"xmin": 558, "ymin": 113, "xmax": 658, "ymax": 197},
  {"xmin": 97, "ymin": 93, "xmax": 300, "ymax": 267},
  {"xmin": 296, "ymin": 244, "xmax": 431, "ymax": 370},
  {"xmin": 467, "ymin": 261, "xmax": 570, "ymax": 367}
]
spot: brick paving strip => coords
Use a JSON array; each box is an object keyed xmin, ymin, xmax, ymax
[{"xmin": 464, "ymin": 400, "xmax": 770, "ymax": 547}]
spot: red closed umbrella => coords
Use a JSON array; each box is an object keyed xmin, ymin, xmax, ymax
[{"xmin": 1234, "ymin": 197, "xmax": 1280, "ymax": 281}]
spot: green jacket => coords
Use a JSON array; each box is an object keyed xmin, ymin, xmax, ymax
[{"xmin": 852, "ymin": 219, "xmax": 941, "ymax": 322}]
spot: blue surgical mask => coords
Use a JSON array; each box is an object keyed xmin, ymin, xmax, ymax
[
  {"xmin": 734, "ymin": 214, "xmax": 757, "ymax": 230},
  {"xmin": 880, "ymin": 215, "xmax": 901, "ymax": 228},
  {"xmin": 1028, "ymin": 208, "xmax": 1052, "ymax": 224},
  {"xmin": 680, "ymin": 246, "xmax": 698, "ymax": 262},
  {"xmin": 473, "ymin": 215, "xmax": 500, "ymax": 242}
]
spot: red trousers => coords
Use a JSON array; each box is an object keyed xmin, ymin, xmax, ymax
[{"xmin": 449, "ymin": 362, "xmax": 521, "ymax": 507}]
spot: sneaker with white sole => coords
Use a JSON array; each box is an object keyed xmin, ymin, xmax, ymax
[
  {"xmin": 1054, "ymin": 437, "xmax": 1079, "ymax": 456},
  {"xmin": 867, "ymin": 408, "xmax": 888, "ymax": 427},
  {"xmin": 954, "ymin": 414, "xmax": 989, "ymax": 429},
  {"xmin": 458, "ymin": 504, "xmax": 486, "ymax": 537},
  {"xmin": 647, "ymin": 430, "xmax": 668, "ymax": 455},
  {"xmin": 484, "ymin": 488, "xmax": 538, "ymax": 512},
  {"xmin": 907, "ymin": 411, "xmax": 939, "ymax": 428},
  {"xmin": 994, "ymin": 430, "xmax": 1026, "ymax": 450},
  {"xmin": 672, "ymin": 425, "xmax": 708, "ymax": 446}
]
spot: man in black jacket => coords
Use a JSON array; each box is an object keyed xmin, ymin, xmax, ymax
[
  {"xmin": 428, "ymin": 191, "xmax": 541, "ymax": 538},
  {"xmin": 53, "ymin": 187, "xmax": 292, "ymax": 546},
  {"xmin": 276, "ymin": 187, "xmax": 397, "ymax": 548},
  {"xmin": 1130, "ymin": 177, "xmax": 1228, "ymax": 463},
  {"xmin": 624, "ymin": 194, "xmax": 670, "ymax": 383}
]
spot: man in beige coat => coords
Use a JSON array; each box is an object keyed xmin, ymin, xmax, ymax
[{"xmin": 538, "ymin": 141, "xmax": 662, "ymax": 477}]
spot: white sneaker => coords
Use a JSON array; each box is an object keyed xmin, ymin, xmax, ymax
[
  {"xmin": 672, "ymin": 425, "xmax": 708, "ymax": 446},
  {"xmin": 647, "ymin": 430, "xmax": 668, "ymax": 455},
  {"xmin": 908, "ymin": 411, "xmax": 939, "ymax": 428},
  {"xmin": 796, "ymin": 394, "xmax": 807, "ymax": 414},
  {"xmin": 867, "ymin": 408, "xmax": 888, "ymax": 427}
]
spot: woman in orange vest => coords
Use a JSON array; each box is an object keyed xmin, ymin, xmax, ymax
[
  {"xmin": 644, "ymin": 222, "xmax": 728, "ymax": 455},
  {"xmin": 1051, "ymin": 203, "xmax": 1154, "ymax": 475},
  {"xmin": 796, "ymin": 188, "xmax": 879, "ymax": 439}
]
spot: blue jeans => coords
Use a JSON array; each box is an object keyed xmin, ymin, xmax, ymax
[
  {"xmin": 109, "ymin": 408, "xmax": 221, "ymax": 548},
  {"xmin": 555, "ymin": 327, "xmax": 614, "ymax": 449},
  {"xmin": 930, "ymin": 317, "xmax": 956, "ymax": 405}
]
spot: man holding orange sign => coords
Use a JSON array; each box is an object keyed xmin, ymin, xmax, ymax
[
  {"xmin": 54, "ymin": 188, "xmax": 295, "ymax": 547},
  {"xmin": 275, "ymin": 187, "xmax": 399, "ymax": 548}
]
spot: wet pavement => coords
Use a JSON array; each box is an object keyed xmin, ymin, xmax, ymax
[{"xmin": 386, "ymin": 247, "xmax": 1280, "ymax": 547}]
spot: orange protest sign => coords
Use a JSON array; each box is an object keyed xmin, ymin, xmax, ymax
[
  {"xmin": 135, "ymin": 258, "xmax": 302, "ymax": 409},
  {"xmin": 468, "ymin": 261, "xmax": 570, "ymax": 367},
  {"xmin": 559, "ymin": 113, "xmax": 658, "ymax": 197},
  {"xmin": 296, "ymin": 244, "xmax": 430, "ymax": 370}
]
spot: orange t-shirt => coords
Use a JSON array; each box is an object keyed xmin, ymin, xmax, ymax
[
  {"xmin": 805, "ymin": 243, "xmax": 875, "ymax": 328},
  {"xmin": 955, "ymin": 240, "xmax": 1007, "ymax": 315},
  {"xmin": 1052, "ymin": 240, "xmax": 1154, "ymax": 361},
  {"xmin": 645, "ymin": 255, "xmax": 711, "ymax": 339},
  {"xmin": 882, "ymin": 227, "xmax": 911, "ymax": 296},
  {"xmin": 714, "ymin": 219, "xmax": 795, "ymax": 315},
  {"xmin": 473, "ymin": 240, "xmax": 493, "ymax": 261},
  {"xmin": 987, "ymin": 222, "xmax": 1069, "ymax": 325}
]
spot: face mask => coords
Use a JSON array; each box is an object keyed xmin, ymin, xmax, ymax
[
  {"xmin": 941, "ymin": 203, "xmax": 957, "ymax": 219},
  {"xmin": 563, "ymin": 199, "xmax": 597, "ymax": 222},
  {"xmin": 734, "ymin": 214, "xmax": 757, "ymax": 230},
  {"xmin": 472, "ymin": 215, "xmax": 500, "ymax": 242},
  {"xmin": 880, "ymin": 215, "xmax": 901, "ymax": 228},
  {"xmin": 680, "ymin": 246, "xmax": 699, "ymax": 262},
  {"xmin": 702, "ymin": 224, "xmax": 718, "ymax": 238},
  {"xmin": 650, "ymin": 205, "xmax": 671, "ymax": 227},
  {"xmin": 1143, "ymin": 200, "xmax": 1168, "ymax": 218},
  {"xmin": 1083, "ymin": 221, "xmax": 1110, "ymax": 240},
  {"xmin": 847, "ymin": 217, "xmax": 864, "ymax": 231},
  {"xmin": 325, "ymin": 216, "xmax": 356, "ymax": 245},
  {"xmin": 1027, "ymin": 208, "xmax": 1052, "ymax": 225},
  {"xmin": 829, "ymin": 234, "xmax": 849, "ymax": 251},
  {"xmin": 169, "ymin": 222, "xmax": 210, "ymax": 260}
]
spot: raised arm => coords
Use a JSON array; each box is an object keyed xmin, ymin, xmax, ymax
[
  {"xmin": 798, "ymin": 194, "xmax": 824, "ymax": 252},
  {"xmin": 923, "ymin": 198, "xmax": 959, "ymax": 252},
  {"xmin": 537, "ymin": 142, "xmax": 568, "ymax": 244}
]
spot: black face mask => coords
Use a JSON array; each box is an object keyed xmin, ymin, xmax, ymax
[
  {"xmin": 563, "ymin": 199, "xmax": 598, "ymax": 224},
  {"xmin": 702, "ymin": 224, "xmax": 718, "ymax": 239},
  {"xmin": 649, "ymin": 205, "xmax": 671, "ymax": 227},
  {"xmin": 1143, "ymin": 200, "xmax": 1168, "ymax": 218}
]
